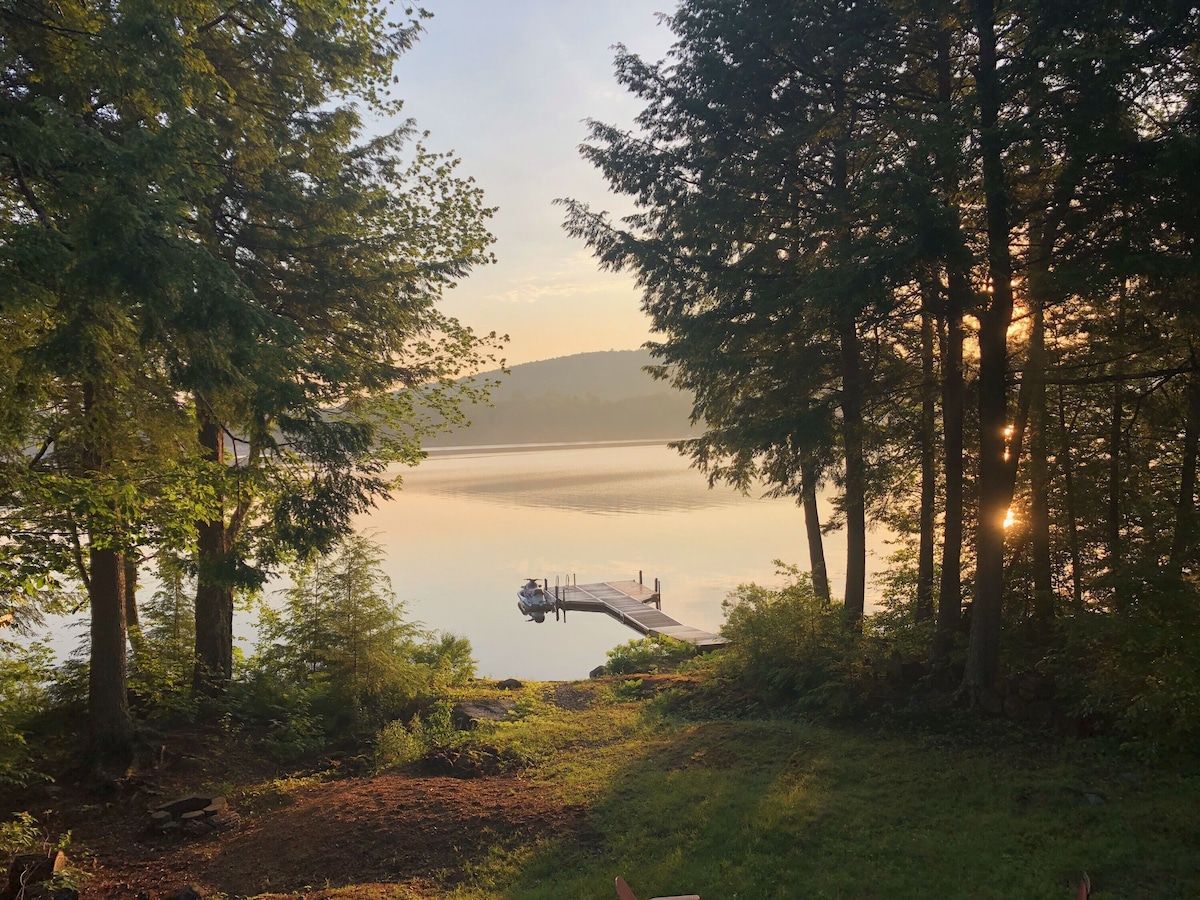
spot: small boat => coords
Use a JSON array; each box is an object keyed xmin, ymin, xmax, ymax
[{"xmin": 517, "ymin": 578, "xmax": 556, "ymax": 623}]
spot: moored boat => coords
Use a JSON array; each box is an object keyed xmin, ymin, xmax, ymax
[{"xmin": 517, "ymin": 578, "xmax": 556, "ymax": 623}]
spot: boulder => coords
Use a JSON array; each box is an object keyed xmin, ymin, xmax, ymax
[
  {"xmin": 451, "ymin": 699, "xmax": 515, "ymax": 730},
  {"xmin": 589, "ymin": 665, "xmax": 607, "ymax": 679},
  {"xmin": 495, "ymin": 678, "xmax": 523, "ymax": 690}
]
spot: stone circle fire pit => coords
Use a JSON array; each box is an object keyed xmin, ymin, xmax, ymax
[{"xmin": 149, "ymin": 795, "xmax": 237, "ymax": 836}]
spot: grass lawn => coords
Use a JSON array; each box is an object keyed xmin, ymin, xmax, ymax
[
  {"xmin": 8, "ymin": 679, "xmax": 1199, "ymax": 899},
  {"xmin": 419, "ymin": 682, "xmax": 1200, "ymax": 899}
]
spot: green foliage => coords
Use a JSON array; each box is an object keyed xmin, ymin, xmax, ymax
[
  {"xmin": 374, "ymin": 699, "xmax": 457, "ymax": 764},
  {"xmin": 1055, "ymin": 576, "xmax": 1200, "ymax": 757},
  {"xmin": 0, "ymin": 812, "xmax": 85, "ymax": 892},
  {"xmin": 0, "ymin": 644, "xmax": 54, "ymax": 786},
  {"xmin": 127, "ymin": 555, "xmax": 198, "ymax": 723},
  {"xmin": 604, "ymin": 636, "xmax": 698, "ymax": 676},
  {"xmin": 701, "ymin": 564, "xmax": 867, "ymax": 714},
  {"xmin": 242, "ymin": 533, "xmax": 477, "ymax": 748},
  {"xmin": 412, "ymin": 632, "xmax": 477, "ymax": 687}
]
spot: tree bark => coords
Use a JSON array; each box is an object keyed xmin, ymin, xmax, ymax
[
  {"xmin": 123, "ymin": 555, "xmax": 139, "ymax": 631},
  {"xmin": 838, "ymin": 312, "xmax": 867, "ymax": 626},
  {"xmin": 962, "ymin": 0, "xmax": 1018, "ymax": 699},
  {"xmin": 1171, "ymin": 364, "xmax": 1200, "ymax": 572},
  {"xmin": 1058, "ymin": 385, "xmax": 1085, "ymax": 609},
  {"xmin": 830, "ymin": 99, "xmax": 866, "ymax": 627},
  {"xmin": 916, "ymin": 297, "xmax": 937, "ymax": 622},
  {"xmin": 1027, "ymin": 227, "xmax": 1053, "ymax": 629},
  {"xmin": 1107, "ymin": 279, "xmax": 1127, "ymax": 571},
  {"xmin": 88, "ymin": 543, "xmax": 133, "ymax": 769},
  {"xmin": 933, "ymin": 22, "xmax": 966, "ymax": 666},
  {"xmin": 81, "ymin": 379, "xmax": 135, "ymax": 772},
  {"xmin": 193, "ymin": 412, "xmax": 233, "ymax": 696},
  {"xmin": 800, "ymin": 453, "xmax": 831, "ymax": 602}
]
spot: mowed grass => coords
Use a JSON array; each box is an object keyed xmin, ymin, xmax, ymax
[{"xmin": 262, "ymin": 681, "xmax": 1200, "ymax": 899}]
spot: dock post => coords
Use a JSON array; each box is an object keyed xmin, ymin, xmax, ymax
[
  {"xmin": 655, "ymin": 577, "xmax": 661, "ymax": 609},
  {"xmin": 639, "ymin": 569, "xmax": 643, "ymax": 585}
]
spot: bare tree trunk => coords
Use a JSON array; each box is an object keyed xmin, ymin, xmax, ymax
[
  {"xmin": 801, "ymin": 453, "xmax": 831, "ymax": 602},
  {"xmin": 1171, "ymin": 363, "xmax": 1200, "ymax": 572},
  {"xmin": 962, "ymin": 0, "xmax": 1018, "ymax": 701},
  {"xmin": 88, "ymin": 542, "xmax": 134, "ymax": 772},
  {"xmin": 123, "ymin": 555, "xmax": 139, "ymax": 631},
  {"xmin": 831, "ymin": 112, "xmax": 866, "ymax": 627},
  {"xmin": 839, "ymin": 312, "xmax": 867, "ymax": 626},
  {"xmin": 933, "ymin": 22, "xmax": 966, "ymax": 667},
  {"xmin": 1107, "ymin": 279, "xmax": 1127, "ymax": 571},
  {"xmin": 81, "ymin": 379, "xmax": 134, "ymax": 772},
  {"xmin": 193, "ymin": 411, "xmax": 233, "ymax": 696},
  {"xmin": 1027, "ymin": 228, "xmax": 1053, "ymax": 630},
  {"xmin": 1058, "ymin": 386, "xmax": 1085, "ymax": 609},
  {"xmin": 917, "ymin": 298, "xmax": 937, "ymax": 622}
]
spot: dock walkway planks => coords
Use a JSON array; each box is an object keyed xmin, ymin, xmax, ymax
[{"xmin": 557, "ymin": 580, "xmax": 729, "ymax": 649}]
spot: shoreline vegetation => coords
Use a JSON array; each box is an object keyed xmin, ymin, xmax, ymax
[{"xmin": 3, "ymin": 670, "xmax": 1198, "ymax": 899}]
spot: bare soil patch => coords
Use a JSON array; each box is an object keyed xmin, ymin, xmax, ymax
[{"xmin": 3, "ymin": 728, "xmax": 587, "ymax": 899}]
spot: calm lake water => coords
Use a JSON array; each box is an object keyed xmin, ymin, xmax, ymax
[
  {"xmin": 32, "ymin": 442, "xmax": 893, "ymax": 681},
  {"xmin": 360, "ymin": 442, "xmax": 891, "ymax": 680}
]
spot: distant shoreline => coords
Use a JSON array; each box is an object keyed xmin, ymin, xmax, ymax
[{"xmin": 421, "ymin": 438, "xmax": 690, "ymax": 459}]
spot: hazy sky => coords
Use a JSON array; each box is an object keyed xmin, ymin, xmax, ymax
[{"xmin": 387, "ymin": 2, "xmax": 677, "ymax": 366}]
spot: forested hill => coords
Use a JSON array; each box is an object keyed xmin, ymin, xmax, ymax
[{"xmin": 425, "ymin": 349, "xmax": 697, "ymax": 447}]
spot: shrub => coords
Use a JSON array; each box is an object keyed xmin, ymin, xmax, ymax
[
  {"xmin": 1054, "ymin": 575, "xmax": 1200, "ymax": 756},
  {"xmin": 0, "ymin": 812, "xmax": 86, "ymax": 892},
  {"xmin": 700, "ymin": 563, "xmax": 868, "ymax": 714},
  {"xmin": 604, "ymin": 636, "xmax": 698, "ymax": 675},
  {"xmin": 0, "ymin": 643, "xmax": 54, "ymax": 786},
  {"xmin": 243, "ymin": 533, "xmax": 477, "ymax": 741}
]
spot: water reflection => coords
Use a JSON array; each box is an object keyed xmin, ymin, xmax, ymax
[
  {"xmin": 364, "ymin": 443, "xmax": 889, "ymax": 680},
  {"xmin": 27, "ymin": 443, "xmax": 892, "ymax": 683},
  {"xmin": 405, "ymin": 443, "xmax": 745, "ymax": 515}
]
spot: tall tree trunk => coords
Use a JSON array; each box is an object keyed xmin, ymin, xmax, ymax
[
  {"xmin": 916, "ymin": 296, "xmax": 937, "ymax": 622},
  {"xmin": 1171, "ymin": 363, "xmax": 1200, "ymax": 572},
  {"xmin": 1107, "ymin": 279, "xmax": 1127, "ymax": 571},
  {"xmin": 124, "ymin": 555, "xmax": 139, "ymax": 631},
  {"xmin": 1058, "ymin": 385, "xmax": 1085, "ymax": 609},
  {"xmin": 800, "ymin": 453, "xmax": 831, "ymax": 602},
  {"xmin": 839, "ymin": 312, "xmax": 867, "ymax": 626},
  {"xmin": 1027, "ymin": 227, "xmax": 1053, "ymax": 629},
  {"xmin": 962, "ymin": 0, "xmax": 1018, "ymax": 700},
  {"xmin": 933, "ymin": 22, "xmax": 966, "ymax": 667},
  {"xmin": 193, "ymin": 411, "xmax": 233, "ymax": 696},
  {"xmin": 81, "ymin": 379, "xmax": 135, "ymax": 771},
  {"xmin": 124, "ymin": 552, "xmax": 150, "ymax": 666},
  {"xmin": 88, "ymin": 542, "xmax": 134, "ymax": 772},
  {"xmin": 831, "ymin": 103, "xmax": 866, "ymax": 627}
]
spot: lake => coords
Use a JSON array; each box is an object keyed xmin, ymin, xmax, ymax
[
  {"xmin": 29, "ymin": 442, "xmax": 894, "ymax": 680},
  {"xmin": 361, "ymin": 441, "xmax": 892, "ymax": 680}
]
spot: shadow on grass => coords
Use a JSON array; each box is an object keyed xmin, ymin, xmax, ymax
[{"xmin": 485, "ymin": 707, "xmax": 1200, "ymax": 900}]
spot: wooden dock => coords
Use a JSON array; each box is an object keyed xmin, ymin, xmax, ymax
[{"xmin": 554, "ymin": 579, "xmax": 729, "ymax": 649}]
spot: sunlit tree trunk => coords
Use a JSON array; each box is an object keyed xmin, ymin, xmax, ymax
[
  {"xmin": 962, "ymin": 0, "xmax": 1018, "ymax": 700},
  {"xmin": 801, "ymin": 453, "xmax": 831, "ymax": 603}
]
